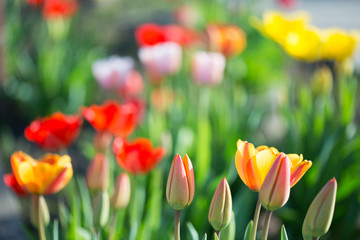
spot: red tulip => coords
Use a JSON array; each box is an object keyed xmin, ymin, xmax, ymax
[
  {"xmin": 113, "ymin": 137, "xmax": 165, "ymax": 174},
  {"xmin": 25, "ymin": 112, "xmax": 82, "ymax": 151},
  {"xmin": 82, "ymin": 100, "xmax": 137, "ymax": 137},
  {"xmin": 135, "ymin": 23, "xmax": 166, "ymax": 46},
  {"xmin": 43, "ymin": 0, "xmax": 78, "ymax": 20},
  {"xmin": 3, "ymin": 173, "xmax": 29, "ymax": 197}
]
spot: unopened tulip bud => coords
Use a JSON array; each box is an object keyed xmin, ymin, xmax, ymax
[
  {"xmin": 111, "ymin": 173, "xmax": 131, "ymax": 209},
  {"xmin": 311, "ymin": 65, "xmax": 333, "ymax": 96},
  {"xmin": 92, "ymin": 190, "xmax": 110, "ymax": 229},
  {"xmin": 166, "ymin": 154, "xmax": 195, "ymax": 210},
  {"xmin": 86, "ymin": 154, "xmax": 109, "ymax": 191},
  {"xmin": 30, "ymin": 195, "xmax": 50, "ymax": 227},
  {"xmin": 302, "ymin": 178, "xmax": 337, "ymax": 240},
  {"xmin": 208, "ymin": 178, "xmax": 233, "ymax": 232},
  {"xmin": 259, "ymin": 153, "xmax": 290, "ymax": 211}
]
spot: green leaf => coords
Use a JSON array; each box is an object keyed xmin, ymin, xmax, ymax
[
  {"xmin": 214, "ymin": 233, "xmax": 219, "ymax": 240},
  {"xmin": 243, "ymin": 220, "xmax": 253, "ymax": 240},
  {"xmin": 281, "ymin": 225, "xmax": 288, "ymax": 240},
  {"xmin": 202, "ymin": 233, "xmax": 207, "ymax": 240},
  {"xmin": 186, "ymin": 222, "xmax": 199, "ymax": 240}
]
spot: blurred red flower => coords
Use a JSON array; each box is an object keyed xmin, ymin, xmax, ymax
[
  {"xmin": 135, "ymin": 23, "xmax": 166, "ymax": 46},
  {"xmin": 43, "ymin": 0, "xmax": 78, "ymax": 20},
  {"xmin": 82, "ymin": 101, "xmax": 137, "ymax": 137},
  {"xmin": 25, "ymin": 112, "xmax": 82, "ymax": 150},
  {"xmin": 113, "ymin": 137, "xmax": 165, "ymax": 174},
  {"xmin": 135, "ymin": 23, "xmax": 199, "ymax": 47},
  {"xmin": 3, "ymin": 173, "xmax": 29, "ymax": 197}
]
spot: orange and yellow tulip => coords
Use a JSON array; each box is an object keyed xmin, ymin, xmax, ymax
[
  {"xmin": 11, "ymin": 151, "xmax": 73, "ymax": 195},
  {"xmin": 235, "ymin": 139, "xmax": 312, "ymax": 191}
]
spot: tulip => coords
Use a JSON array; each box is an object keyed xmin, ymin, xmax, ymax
[
  {"xmin": 208, "ymin": 178, "xmax": 232, "ymax": 232},
  {"xmin": 25, "ymin": 112, "xmax": 82, "ymax": 151},
  {"xmin": 11, "ymin": 151, "xmax": 73, "ymax": 195},
  {"xmin": 110, "ymin": 173, "xmax": 131, "ymax": 209},
  {"xmin": 86, "ymin": 154, "xmax": 109, "ymax": 191},
  {"xmin": 43, "ymin": 0, "xmax": 78, "ymax": 20},
  {"xmin": 82, "ymin": 100, "xmax": 138, "ymax": 137},
  {"xmin": 191, "ymin": 51, "xmax": 226, "ymax": 86},
  {"xmin": 113, "ymin": 137, "xmax": 165, "ymax": 174},
  {"xmin": 259, "ymin": 153, "xmax": 291, "ymax": 211},
  {"xmin": 302, "ymin": 178, "xmax": 337, "ymax": 240},
  {"xmin": 320, "ymin": 29, "xmax": 359, "ymax": 61},
  {"xmin": 311, "ymin": 65, "xmax": 333, "ymax": 96},
  {"xmin": 135, "ymin": 23, "xmax": 166, "ymax": 46},
  {"xmin": 235, "ymin": 139, "xmax": 312, "ymax": 191},
  {"xmin": 92, "ymin": 56, "xmax": 143, "ymax": 96},
  {"xmin": 166, "ymin": 154, "xmax": 195, "ymax": 210},
  {"xmin": 138, "ymin": 42, "xmax": 182, "ymax": 82},
  {"xmin": 3, "ymin": 173, "xmax": 29, "ymax": 196},
  {"xmin": 206, "ymin": 24, "xmax": 247, "ymax": 57}
]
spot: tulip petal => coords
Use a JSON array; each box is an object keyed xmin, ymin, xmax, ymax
[
  {"xmin": 255, "ymin": 149, "xmax": 278, "ymax": 184},
  {"xmin": 290, "ymin": 160, "xmax": 312, "ymax": 187},
  {"xmin": 183, "ymin": 154, "xmax": 195, "ymax": 204}
]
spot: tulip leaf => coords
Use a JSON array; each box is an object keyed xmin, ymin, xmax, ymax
[
  {"xmin": 243, "ymin": 220, "xmax": 253, "ymax": 240},
  {"xmin": 75, "ymin": 227, "xmax": 92, "ymax": 240},
  {"xmin": 281, "ymin": 225, "xmax": 288, "ymax": 240},
  {"xmin": 186, "ymin": 222, "xmax": 199, "ymax": 240},
  {"xmin": 214, "ymin": 233, "xmax": 220, "ymax": 240},
  {"xmin": 202, "ymin": 233, "xmax": 207, "ymax": 240}
]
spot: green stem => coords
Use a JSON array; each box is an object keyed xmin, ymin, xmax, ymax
[
  {"xmin": 37, "ymin": 195, "xmax": 46, "ymax": 240},
  {"xmin": 108, "ymin": 211, "xmax": 118, "ymax": 240},
  {"xmin": 262, "ymin": 211, "xmax": 272, "ymax": 240},
  {"xmin": 174, "ymin": 210, "xmax": 181, "ymax": 240},
  {"xmin": 250, "ymin": 196, "xmax": 261, "ymax": 240},
  {"xmin": 129, "ymin": 175, "xmax": 138, "ymax": 240},
  {"xmin": 312, "ymin": 238, "xmax": 319, "ymax": 240}
]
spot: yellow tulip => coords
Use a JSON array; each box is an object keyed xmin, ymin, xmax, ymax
[
  {"xmin": 11, "ymin": 151, "xmax": 73, "ymax": 195},
  {"xmin": 320, "ymin": 29, "xmax": 359, "ymax": 61},
  {"xmin": 235, "ymin": 139, "xmax": 312, "ymax": 191}
]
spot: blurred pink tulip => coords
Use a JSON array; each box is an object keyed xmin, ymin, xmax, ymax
[
  {"xmin": 138, "ymin": 42, "xmax": 182, "ymax": 82},
  {"xmin": 92, "ymin": 56, "xmax": 143, "ymax": 96},
  {"xmin": 86, "ymin": 154, "xmax": 109, "ymax": 191},
  {"xmin": 192, "ymin": 51, "xmax": 226, "ymax": 86}
]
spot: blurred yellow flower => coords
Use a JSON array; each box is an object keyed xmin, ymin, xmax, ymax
[
  {"xmin": 11, "ymin": 151, "xmax": 73, "ymax": 195},
  {"xmin": 283, "ymin": 27, "xmax": 322, "ymax": 61},
  {"xmin": 320, "ymin": 29, "xmax": 359, "ymax": 61},
  {"xmin": 252, "ymin": 11, "xmax": 310, "ymax": 44},
  {"xmin": 253, "ymin": 10, "xmax": 360, "ymax": 62}
]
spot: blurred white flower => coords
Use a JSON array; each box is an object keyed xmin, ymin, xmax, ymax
[
  {"xmin": 138, "ymin": 42, "xmax": 182, "ymax": 81},
  {"xmin": 191, "ymin": 51, "xmax": 226, "ymax": 86},
  {"xmin": 92, "ymin": 56, "xmax": 143, "ymax": 96}
]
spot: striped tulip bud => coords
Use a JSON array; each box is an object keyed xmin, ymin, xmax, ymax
[
  {"xmin": 208, "ymin": 178, "xmax": 233, "ymax": 231},
  {"xmin": 86, "ymin": 154, "xmax": 109, "ymax": 191},
  {"xmin": 166, "ymin": 154, "xmax": 195, "ymax": 210},
  {"xmin": 302, "ymin": 178, "xmax": 337, "ymax": 240},
  {"xmin": 111, "ymin": 173, "xmax": 131, "ymax": 209},
  {"xmin": 259, "ymin": 153, "xmax": 291, "ymax": 211}
]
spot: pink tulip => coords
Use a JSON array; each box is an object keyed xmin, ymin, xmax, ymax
[
  {"xmin": 92, "ymin": 56, "xmax": 143, "ymax": 96},
  {"xmin": 111, "ymin": 173, "xmax": 131, "ymax": 209},
  {"xmin": 259, "ymin": 153, "xmax": 291, "ymax": 211},
  {"xmin": 191, "ymin": 51, "xmax": 226, "ymax": 86},
  {"xmin": 86, "ymin": 154, "xmax": 109, "ymax": 191},
  {"xmin": 138, "ymin": 42, "xmax": 182, "ymax": 82},
  {"xmin": 166, "ymin": 154, "xmax": 195, "ymax": 210}
]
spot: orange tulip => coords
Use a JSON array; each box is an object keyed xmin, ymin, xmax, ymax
[
  {"xmin": 235, "ymin": 139, "xmax": 312, "ymax": 191},
  {"xmin": 11, "ymin": 151, "xmax": 73, "ymax": 195}
]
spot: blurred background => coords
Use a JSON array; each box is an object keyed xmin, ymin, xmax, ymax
[{"xmin": 1, "ymin": 0, "xmax": 360, "ymax": 239}]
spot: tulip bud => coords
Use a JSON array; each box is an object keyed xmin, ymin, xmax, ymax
[
  {"xmin": 110, "ymin": 173, "xmax": 131, "ymax": 209},
  {"xmin": 166, "ymin": 154, "xmax": 195, "ymax": 210},
  {"xmin": 311, "ymin": 65, "xmax": 333, "ymax": 96},
  {"xmin": 302, "ymin": 178, "xmax": 337, "ymax": 240},
  {"xmin": 208, "ymin": 178, "xmax": 233, "ymax": 232},
  {"xmin": 30, "ymin": 195, "xmax": 50, "ymax": 227},
  {"xmin": 92, "ymin": 190, "xmax": 110, "ymax": 229},
  {"xmin": 86, "ymin": 154, "xmax": 109, "ymax": 191},
  {"xmin": 93, "ymin": 132, "xmax": 112, "ymax": 152},
  {"xmin": 259, "ymin": 153, "xmax": 290, "ymax": 211}
]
